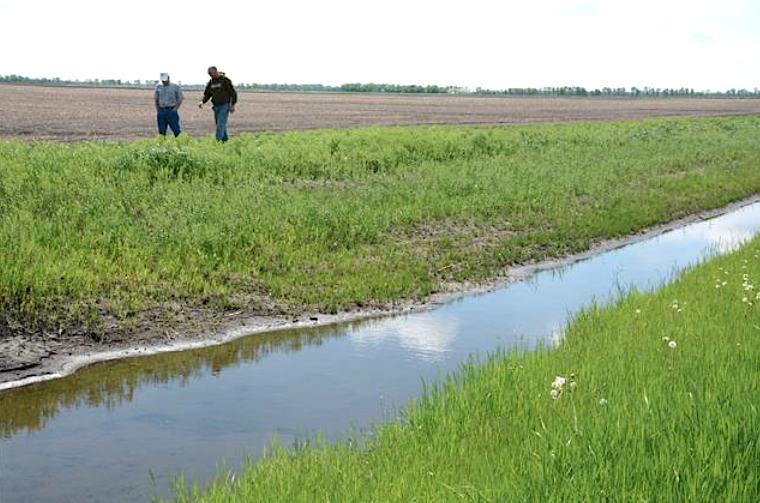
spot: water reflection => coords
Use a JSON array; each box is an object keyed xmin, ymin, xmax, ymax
[
  {"xmin": 0, "ymin": 323, "xmax": 363, "ymax": 438},
  {"xmin": 703, "ymin": 228, "xmax": 756, "ymax": 254},
  {"xmin": 351, "ymin": 312, "xmax": 457, "ymax": 361}
]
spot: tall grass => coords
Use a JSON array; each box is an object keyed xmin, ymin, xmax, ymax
[
  {"xmin": 2, "ymin": 117, "xmax": 760, "ymax": 336},
  {"xmin": 163, "ymin": 231, "xmax": 760, "ymax": 503}
]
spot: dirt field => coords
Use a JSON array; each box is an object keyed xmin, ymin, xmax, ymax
[{"xmin": 2, "ymin": 84, "xmax": 760, "ymax": 141}]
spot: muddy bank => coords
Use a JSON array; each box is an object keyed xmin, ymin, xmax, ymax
[{"xmin": 2, "ymin": 194, "xmax": 760, "ymax": 391}]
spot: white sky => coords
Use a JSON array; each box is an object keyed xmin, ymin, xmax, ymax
[{"xmin": 1, "ymin": 0, "xmax": 758, "ymax": 91}]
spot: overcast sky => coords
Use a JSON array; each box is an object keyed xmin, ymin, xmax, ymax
[{"xmin": 1, "ymin": 0, "xmax": 758, "ymax": 91}]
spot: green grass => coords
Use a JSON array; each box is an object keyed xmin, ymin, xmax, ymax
[
  {"xmin": 1, "ymin": 117, "xmax": 760, "ymax": 336},
  {"xmin": 162, "ymin": 228, "xmax": 760, "ymax": 503}
]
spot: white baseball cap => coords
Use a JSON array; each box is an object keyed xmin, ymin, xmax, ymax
[{"xmin": 160, "ymin": 72, "xmax": 170, "ymax": 81}]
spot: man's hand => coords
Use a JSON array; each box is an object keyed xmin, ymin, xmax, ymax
[
  {"xmin": 230, "ymin": 104, "xmax": 236, "ymax": 114},
  {"xmin": 198, "ymin": 102, "xmax": 204, "ymax": 109}
]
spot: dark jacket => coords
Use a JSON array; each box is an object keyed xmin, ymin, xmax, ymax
[{"xmin": 202, "ymin": 73, "xmax": 238, "ymax": 106}]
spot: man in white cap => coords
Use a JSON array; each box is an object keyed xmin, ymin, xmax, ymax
[{"xmin": 154, "ymin": 72, "xmax": 184, "ymax": 137}]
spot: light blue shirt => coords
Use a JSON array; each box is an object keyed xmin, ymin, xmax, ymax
[{"xmin": 155, "ymin": 83, "xmax": 184, "ymax": 108}]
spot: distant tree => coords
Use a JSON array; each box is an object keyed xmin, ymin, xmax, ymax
[{"xmin": 2, "ymin": 74, "xmax": 758, "ymax": 98}]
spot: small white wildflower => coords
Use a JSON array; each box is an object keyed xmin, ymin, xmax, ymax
[
  {"xmin": 662, "ymin": 336, "xmax": 670, "ymax": 343},
  {"xmin": 668, "ymin": 340, "xmax": 677, "ymax": 349},
  {"xmin": 599, "ymin": 398, "xmax": 608, "ymax": 406},
  {"xmin": 743, "ymin": 297, "xmax": 749, "ymax": 304},
  {"xmin": 552, "ymin": 376, "xmax": 567, "ymax": 390},
  {"xmin": 569, "ymin": 381, "xmax": 577, "ymax": 391},
  {"xmin": 635, "ymin": 308, "xmax": 641, "ymax": 315},
  {"xmin": 551, "ymin": 389, "xmax": 559, "ymax": 399},
  {"xmin": 722, "ymin": 281, "xmax": 728, "ymax": 286}
]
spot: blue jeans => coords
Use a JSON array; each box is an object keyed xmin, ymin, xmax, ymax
[
  {"xmin": 157, "ymin": 109, "xmax": 181, "ymax": 136},
  {"xmin": 213, "ymin": 103, "xmax": 230, "ymax": 142}
]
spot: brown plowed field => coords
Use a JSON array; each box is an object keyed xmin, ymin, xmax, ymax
[{"xmin": 1, "ymin": 84, "xmax": 759, "ymax": 142}]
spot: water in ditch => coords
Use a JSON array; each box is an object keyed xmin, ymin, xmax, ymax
[{"xmin": 2, "ymin": 201, "xmax": 760, "ymax": 503}]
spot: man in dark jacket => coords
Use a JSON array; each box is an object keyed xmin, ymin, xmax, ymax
[{"xmin": 198, "ymin": 66, "xmax": 238, "ymax": 142}]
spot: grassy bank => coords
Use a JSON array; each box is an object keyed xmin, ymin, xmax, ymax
[
  {"xmin": 164, "ymin": 227, "xmax": 760, "ymax": 502},
  {"xmin": 1, "ymin": 117, "xmax": 760, "ymax": 337}
]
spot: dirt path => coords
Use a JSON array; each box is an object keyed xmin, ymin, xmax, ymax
[{"xmin": 2, "ymin": 84, "xmax": 760, "ymax": 142}]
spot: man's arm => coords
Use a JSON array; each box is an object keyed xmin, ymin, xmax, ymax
[
  {"xmin": 199, "ymin": 81, "xmax": 211, "ymax": 107},
  {"xmin": 227, "ymin": 78, "xmax": 238, "ymax": 112},
  {"xmin": 175, "ymin": 86, "xmax": 184, "ymax": 110}
]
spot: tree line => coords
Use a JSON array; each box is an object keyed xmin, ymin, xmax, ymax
[
  {"xmin": 1, "ymin": 74, "xmax": 757, "ymax": 98},
  {"xmin": 478, "ymin": 86, "xmax": 759, "ymax": 98}
]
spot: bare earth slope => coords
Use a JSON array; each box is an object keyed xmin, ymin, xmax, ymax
[{"xmin": 2, "ymin": 84, "xmax": 760, "ymax": 141}]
